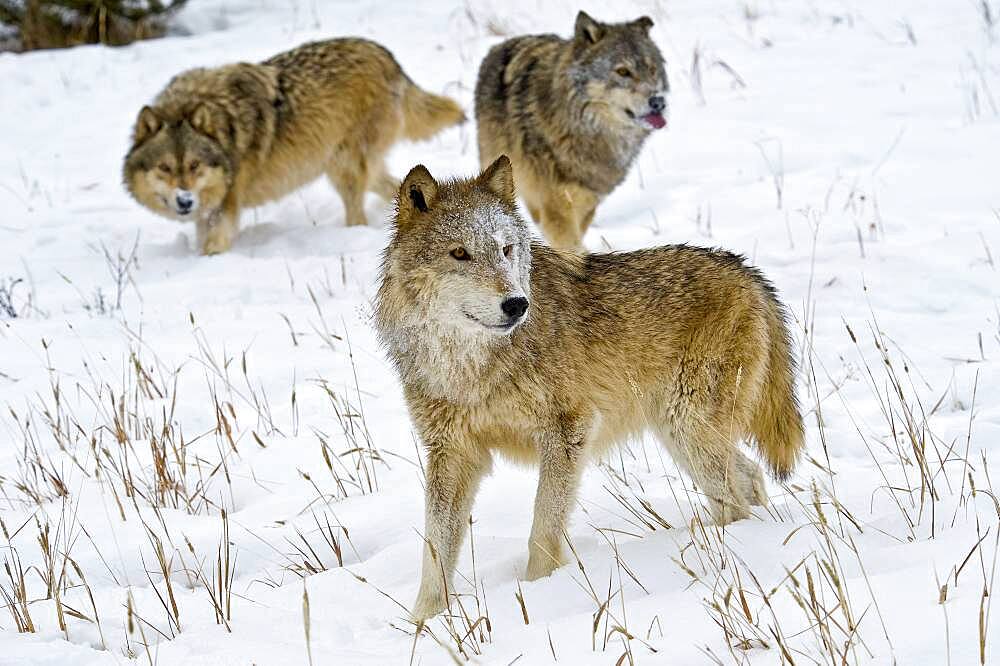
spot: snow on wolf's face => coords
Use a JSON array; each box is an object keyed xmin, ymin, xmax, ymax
[
  {"xmin": 438, "ymin": 204, "xmax": 531, "ymax": 335},
  {"xmin": 385, "ymin": 157, "xmax": 532, "ymax": 338}
]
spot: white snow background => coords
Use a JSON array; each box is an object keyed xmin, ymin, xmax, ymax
[{"xmin": 1, "ymin": 0, "xmax": 1000, "ymax": 664}]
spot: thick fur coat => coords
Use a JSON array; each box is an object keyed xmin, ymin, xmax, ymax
[
  {"xmin": 374, "ymin": 157, "xmax": 805, "ymax": 621},
  {"xmin": 475, "ymin": 12, "xmax": 669, "ymax": 249},
  {"xmin": 123, "ymin": 38, "xmax": 465, "ymax": 254}
]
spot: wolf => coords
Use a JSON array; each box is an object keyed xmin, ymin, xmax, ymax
[
  {"xmin": 123, "ymin": 38, "xmax": 465, "ymax": 255},
  {"xmin": 374, "ymin": 156, "xmax": 805, "ymax": 621},
  {"xmin": 475, "ymin": 12, "xmax": 669, "ymax": 250}
]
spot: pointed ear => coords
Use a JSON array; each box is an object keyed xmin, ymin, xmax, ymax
[
  {"xmin": 133, "ymin": 105, "xmax": 162, "ymax": 145},
  {"xmin": 397, "ymin": 164, "xmax": 439, "ymax": 221},
  {"xmin": 190, "ymin": 103, "xmax": 229, "ymax": 144},
  {"xmin": 631, "ymin": 16, "xmax": 654, "ymax": 33},
  {"xmin": 479, "ymin": 155, "xmax": 514, "ymax": 203},
  {"xmin": 190, "ymin": 103, "xmax": 215, "ymax": 135},
  {"xmin": 574, "ymin": 11, "xmax": 605, "ymax": 44}
]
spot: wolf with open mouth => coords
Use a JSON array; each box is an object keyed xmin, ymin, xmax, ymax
[{"xmin": 475, "ymin": 11, "xmax": 669, "ymax": 250}]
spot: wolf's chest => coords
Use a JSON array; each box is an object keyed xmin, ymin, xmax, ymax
[{"xmin": 551, "ymin": 132, "xmax": 642, "ymax": 195}]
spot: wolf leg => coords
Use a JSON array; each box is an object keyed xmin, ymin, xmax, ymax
[
  {"xmin": 539, "ymin": 188, "xmax": 599, "ymax": 252},
  {"xmin": 327, "ymin": 158, "xmax": 369, "ymax": 227},
  {"xmin": 539, "ymin": 199, "xmax": 583, "ymax": 251},
  {"xmin": 525, "ymin": 416, "xmax": 590, "ymax": 580},
  {"xmin": 567, "ymin": 189, "xmax": 599, "ymax": 246},
  {"xmin": 368, "ymin": 162, "xmax": 398, "ymax": 201},
  {"xmin": 412, "ymin": 443, "xmax": 490, "ymax": 621},
  {"xmin": 526, "ymin": 203, "xmax": 543, "ymax": 226},
  {"xmin": 577, "ymin": 203, "xmax": 598, "ymax": 238},
  {"xmin": 655, "ymin": 423, "xmax": 761, "ymax": 525},
  {"xmin": 198, "ymin": 197, "xmax": 239, "ymax": 255},
  {"xmin": 732, "ymin": 449, "xmax": 767, "ymax": 507}
]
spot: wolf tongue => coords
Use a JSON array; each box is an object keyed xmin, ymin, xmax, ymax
[{"xmin": 642, "ymin": 112, "xmax": 666, "ymax": 129}]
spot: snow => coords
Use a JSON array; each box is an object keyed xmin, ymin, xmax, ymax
[{"xmin": 1, "ymin": 0, "xmax": 999, "ymax": 664}]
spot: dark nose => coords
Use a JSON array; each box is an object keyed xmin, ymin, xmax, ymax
[
  {"xmin": 176, "ymin": 191, "xmax": 194, "ymax": 212},
  {"xmin": 501, "ymin": 296, "xmax": 529, "ymax": 320},
  {"xmin": 648, "ymin": 96, "xmax": 666, "ymax": 113}
]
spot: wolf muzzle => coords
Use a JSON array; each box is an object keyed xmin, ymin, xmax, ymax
[
  {"xmin": 175, "ymin": 190, "xmax": 195, "ymax": 215},
  {"xmin": 501, "ymin": 296, "xmax": 529, "ymax": 320}
]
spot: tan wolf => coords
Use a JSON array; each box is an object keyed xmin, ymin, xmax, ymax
[
  {"xmin": 374, "ymin": 156, "xmax": 805, "ymax": 621},
  {"xmin": 475, "ymin": 12, "xmax": 668, "ymax": 250},
  {"xmin": 123, "ymin": 38, "xmax": 465, "ymax": 255}
]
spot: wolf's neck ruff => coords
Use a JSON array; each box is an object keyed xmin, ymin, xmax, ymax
[{"xmin": 377, "ymin": 294, "xmax": 516, "ymax": 403}]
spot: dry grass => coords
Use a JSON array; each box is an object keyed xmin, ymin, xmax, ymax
[
  {"xmin": 0, "ymin": 230, "xmax": 995, "ymax": 664},
  {"xmin": 1, "ymin": 294, "xmax": 995, "ymax": 664},
  {"xmin": 0, "ymin": 318, "xmax": 391, "ymax": 659}
]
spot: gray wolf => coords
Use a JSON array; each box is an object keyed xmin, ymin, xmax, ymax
[
  {"xmin": 475, "ymin": 12, "xmax": 668, "ymax": 250},
  {"xmin": 123, "ymin": 38, "xmax": 465, "ymax": 254},
  {"xmin": 374, "ymin": 156, "xmax": 805, "ymax": 621}
]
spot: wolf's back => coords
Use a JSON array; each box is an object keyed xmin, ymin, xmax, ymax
[{"xmin": 474, "ymin": 36, "xmax": 562, "ymax": 155}]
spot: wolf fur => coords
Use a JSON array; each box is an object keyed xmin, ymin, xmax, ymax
[
  {"xmin": 475, "ymin": 12, "xmax": 669, "ymax": 250},
  {"xmin": 123, "ymin": 38, "xmax": 465, "ymax": 255},
  {"xmin": 374, "ymin": 156, "xmax": 805, "ymax": 621}
]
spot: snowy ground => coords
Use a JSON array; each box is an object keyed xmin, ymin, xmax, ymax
[{"xmin": 1, "ymin": 1, "xmax": 999, "ymax": 664}]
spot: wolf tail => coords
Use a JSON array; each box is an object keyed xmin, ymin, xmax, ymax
[
  {"xmin": 400, "ymin": 78, "xmax": 466, "ymax": 142},
  {"xmin": 750, "ymin": 291, "xmax": 805, "ymax": 481}
]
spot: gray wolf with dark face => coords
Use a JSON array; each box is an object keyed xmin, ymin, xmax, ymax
[
  {"xmin": 123, "ymin": 38, "xmax": 465, "ymax": 255},
  {"xmin": 374, "ymin": 156, "xmax": 804, "ymax": 622},
  {"xmin": 475, "ymin": 11, "xmax": 669, "ymax": 250}
]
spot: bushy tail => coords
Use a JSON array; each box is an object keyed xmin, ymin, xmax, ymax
[
  {"xmin": 751, "ymin": 298, "xmax": 805, "ymax": 481},
  {"xmin": 400, "ymin": 78, "xmax": 466, "ymax": 142}
]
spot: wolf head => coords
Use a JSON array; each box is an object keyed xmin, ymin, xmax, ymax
[
  {"xmin": 122, "ymin": 104, "xmax": 233, "ymax": 221},
  {"xmin": 567, "ymin": 11, "xmax": 669, "ymax": 132},
  {"xmin": 379, "ymin": 156, "xmax": 533, "ymax": 341}
]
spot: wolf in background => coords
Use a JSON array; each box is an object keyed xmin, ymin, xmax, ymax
[
  {"xmin": 475, "ymin": 12, "xmax": 669, "ymax": 250},
  {"xmin": 123, "ymin": 38, "xmax": 465, "ymax": 255},
  {"xmin": 374, "ymin": 156, "xmax": 804, "ymax": 621}
]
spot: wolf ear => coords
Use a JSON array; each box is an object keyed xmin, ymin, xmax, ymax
[
  {"xmin": 631, "ymin": 16, "xmax": 654, "ymax": 33},
  {"xmin": 479, "ymin": 155, "xmax": 515, "ymax": 203},
  {"xmin": 190, "ymin": 103, "xmax": 230, "ymax": 145},
  {"xmin": 398, "ymin": 164, "xmax": 439, "ymax": 221},
  {"xmin": 574, "ymin": 11, "xmax": 605, "ymax": 44},
  {"xmin": 134, "ymin": 106, "xmax": 162, "ymax": 145}
]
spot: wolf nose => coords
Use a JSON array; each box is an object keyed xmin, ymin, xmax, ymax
[
  {"xmin": 648, "ymin": 96, "xmax": 666, "ymax": 113},
  {"xmin": 501, "ymin": 296, "xmax": 529, "ymax": 320},
  {"xmin": 176, "ymin": 191, "xmax": 194, "ymax": 212}
]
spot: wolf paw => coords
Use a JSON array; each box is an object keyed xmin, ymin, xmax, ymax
[
  {"xmin": 709, "ymin": 498, "xmax": 752, "ymax": 526},
  {"xmin": 524, "ymin": 549, "xmax": 563, "ymax": 581},
  {"xmin": 201, "ymin": 229, "xmax": 234, "ymax": 255},
  {"xmin": 733, "ymin": 456, "xmax": 768, "ymax": 507},
  {"xmin": 410, "ymin": 591, "xmax": 447, "ymax": 623}
]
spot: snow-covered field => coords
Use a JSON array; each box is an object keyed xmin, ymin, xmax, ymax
[{"xmin": 1, "ymin": 1, "xmax": 999, "ymax": 663}]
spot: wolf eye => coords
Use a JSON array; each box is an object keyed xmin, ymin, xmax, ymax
[
  {"xmin": 450, "ymin": 247, "xmax": 471, "ymax": 261},
  {"xmin": 157, "ymin": 163, "xmax": 172, "ymax": 174},
  {"xmin": 503, "ymin": 244, "xmax": 514, "ymax": 258},
  {"xmin": 189, "ymin": 160, "xmax": 200, "ymax": 172},
  {"xmin": 615, "ymin": 66, "xmax": 633, "ymax": 78}
]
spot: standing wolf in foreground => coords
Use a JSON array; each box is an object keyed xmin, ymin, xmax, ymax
[
  {"xmin": 475, "ymin": 12, "xmax": 669, "ymax": 250},
  {"xmin": 123, "ymin": 38, "xmax": 464, "ymax": 255},
  {"xmin": 375, "ymin": 156, "xmax": 805, "ymax": 621}
]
